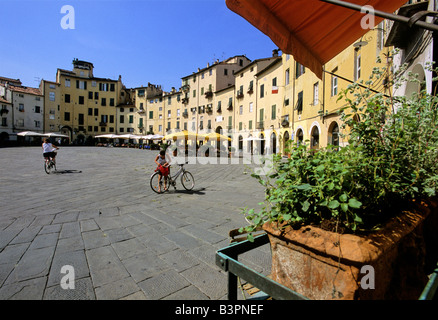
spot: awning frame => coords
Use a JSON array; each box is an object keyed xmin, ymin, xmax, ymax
[{"xmin": 320, "ymin": 0, "xmax": 438, "ymax": 32}]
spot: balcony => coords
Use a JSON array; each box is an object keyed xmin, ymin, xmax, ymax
[
  {"xmin": 227, "ymin": 104, "xmax": 233, "ymax": 111},
  {"xmin": 205, "ymin": 91, "xmax": 213, "ymax": 99},
  {"xmin": 182, "ymin": 111, "xmax": 189, "ymax": 118},
  {"xmin": 256, "ymin": 122, "xmax": 264, "ymax": 130},
  {"xmin": 182, "ymin": 98, "xmax": 189, "ymax": 104},
  {"xmin": 236, "ymin": 91, "xmax": 244, "ymax": 99}
]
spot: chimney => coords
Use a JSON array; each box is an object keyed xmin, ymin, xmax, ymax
[{"xmin": 273, "ymin": 49, "xmax": 279, "ymax": 57}]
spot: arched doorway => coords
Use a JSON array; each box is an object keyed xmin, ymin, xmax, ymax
[
  {"xmin": 283, "ymin": 131, "xmax": 290, "ymax": 154},
  {"xmin": 328, "ymin": 122, "xmax": 339, "ymax": 147},
  {"xmin": 311, "ymin": 126, "xmax": 319, "ymax": 150},
  {"xmin": 259, "ymin": 133, "xmax": 265, "ymax": 155},
  {"xmin": 296, "ymin": 129, "xmax": 304, "ymax": 146},
  {"xmin": 270, "ymin": 131, "xmax": 277, "ymax": 154}
]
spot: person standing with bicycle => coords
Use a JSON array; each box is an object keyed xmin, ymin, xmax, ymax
[
  {"xmin": 42, "ymin": 138, "xmax": 59, "ymax": 165},
  {"xmin": 154, "ymin": 149, "xmax": 170, "ymax": 192}
]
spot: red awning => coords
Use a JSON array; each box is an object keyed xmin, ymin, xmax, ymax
[{"xmin": 226, "ymin": 0, "xmax": 407, "ymax": 78}]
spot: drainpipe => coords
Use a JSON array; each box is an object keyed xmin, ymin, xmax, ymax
[{"xmin": 322, "ymin": 66, "xmax": 326, "ymax": 124}]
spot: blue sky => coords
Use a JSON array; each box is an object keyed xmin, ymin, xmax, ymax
[{"xmin": 0, "ymin": 0, "xmax": 276, "ymax": 91}]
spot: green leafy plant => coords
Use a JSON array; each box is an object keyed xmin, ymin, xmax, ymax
[{"xmin": 241, "ymin": 61, "xmax": 438, "ymax": 239}]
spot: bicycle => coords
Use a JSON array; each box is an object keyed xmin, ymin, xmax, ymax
[
  {"xmin": 44, "ymin": 155, "xmax": 57, "ymax": 174},
  {"xmin": 150, "ymin": 162, "xmax": 195, "ymax": 194}
]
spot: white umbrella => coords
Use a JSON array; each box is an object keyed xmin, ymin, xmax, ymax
[
  {"xmin": 95, "ymin": 134, "xmax": 119, "ymax": 139},
  {"xmin": 141, "ymin": 135, "xmax": 154, "ymax": 140},
  {"xmin": 17, "ymin": 131, "xmax": 45, "ymax": 137},
  {"xmin": 150, "ymin": 134, "xmax": 164, "ymax": 140},
  {"xmin": 117, "ymin": 134, "xmax": 142, "ymax": 139},
  {"xmin": 43, "ymin": 132, "xmax": 69, "ymax": 138}
]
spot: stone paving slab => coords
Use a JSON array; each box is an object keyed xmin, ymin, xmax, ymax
[{"xmin": 0, "ymin": 146, "xmax": 270, "ymax": 300}]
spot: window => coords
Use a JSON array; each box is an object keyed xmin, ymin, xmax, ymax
[
  {"xmin": 65, "ymin": 94, "xmax": 70, "ymax": 103},
  {"xmin": 94, "ymin": 108, "xmax": 98, "ymax": 116},
  {"xmin": 177, "ymin": 109, "xmax": 180, "ymax": 117},
  {"xmin": 101, "ymin": 98, "xmax": 106, "ymax": 106},
  {"xmin": 313, "ymin": 82, "xmax": 319, "ymax": 105},
  {"xmin": 101, "ymin": 115, "xmax": 108, "ymax": 124},
  {"xmin": 34, "ymin": 120, "xmax": 41, "ymax": 128},
  {"xmin": 76, "ymin": 80, "xmax": 87, "ymax": 90},
  {"xmin": 78, "ymin": 114, "xmax": 84, "ymax": 125},
  {"xmin": 88, "ymin": 91, "xmax": 93, "ymax": 99},
  {"xmin": 110, "ymin": 83, "xmax": 115, "ymax": 92},
  {"xmin": 19, "ymin": 104, "xmax": 24, "ymax": 112},
  {"xmin": 331, "ymin": 68, "xmax": 338, "ymax": 96},
  {"xmin": 193, "ymin": 89, "xmax": 196, "ymax": 98},
  {"xmin": 64, "ymin": 112, "xmax": 70, "ymax": 121},
  {"xmin": 239, "ymin": 105, "xmax": 243, "ymax": 115},
  {"xmin": 224, "ymin": 69, "xmax": 228, "ymax": 76},
  {"xmin": 65, "ymin": 79, "xmax": 71, "ymax": 87},
  {"xmin": 120, "ymin": 115, "xmax": 124, "ymax": 123},
  {"xmin": 168, "ymin": 110, "xmax": 171, "ymax": 118},
  {"xmin": 260, "ymin": 84, "xmax": 264, "ymax": 98},
  {"xmin": 296, "ymin": 91, "xmax": 303, "ymax": 114},
  {"xmin": 35, "ymin": 106, "xmax": 41, "ymax": 113},
  {"xmin": 99, "ymin": 83, "xmax": 109, "ymax": 91},
  {"xmin": 79, "ymin": 96, "xmax": 84, "ymax": 105},
  {"xmin": 110, "ymin": 98, "xmax": 114, "ymax": 106},
  {"xmin": 248, "ymin": 120, "xmax": 252, "ymax": 130},
  {"xmin": 91, "ymin": 81, "xmax": 97, "ymax": 87},
  {"xmin": 110, "ymin": 115, "xmax": 114, "ymax": 123},
  {"xmin": 239, "ymin": 122, "xmax": 242, "ymax": 131},
  {"xmin": 149, "ymin": 111, "xmax": 153, "ymax": 119},
  {"xmin": 88, "ymin": 108, "xmax": 92, "ymax": 116},
  {"xmin": 129, "ymin": 115, "xmax": 133, "ymax": 123},
  {"xmin": 271, "ymin": 105, "xmax": 276, "ymax": 120},
  {"xmin": 49, "ymin": 92, "xmax": 55, "ymax": 101},
  {"xmin": 249, "ymin": 102, "xmax": 253, "ymax": 113},
  {"xmin": 272, "ymin": 77, "xmax": 277, "ymax": 87},
  {"xmin": 94, "ymin": 92, "xmax": 99, "ymax": 100},
  {"xmin": 296, "ymin": 62, "xmax": 305, "ymax": 78},
  {"xmin": 285, "ymin": 69, "xmax": 290, "ymax": 86}
]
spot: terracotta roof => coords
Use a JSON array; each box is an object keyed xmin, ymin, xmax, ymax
[{"xmin": 9, "ymin": 85, "xmax": 43, "ymax": 96}]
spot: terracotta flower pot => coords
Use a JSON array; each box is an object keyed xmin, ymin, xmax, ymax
[{"xmin": 263, "ymin": 198, "xmax": 438, "ymax": 300}]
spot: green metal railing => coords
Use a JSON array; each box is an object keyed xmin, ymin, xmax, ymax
[{"xmin": 216, "ymin": 233, "xmax": 438, "ymax": 300}]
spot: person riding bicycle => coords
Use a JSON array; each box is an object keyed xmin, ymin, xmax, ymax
[
  {"xmin": 154, "ymin": 149, "xmax": 170, "ymax": 192},
  {"xmin": 42, "ymin": 138, "xmax": 59, "ymax": 165}
]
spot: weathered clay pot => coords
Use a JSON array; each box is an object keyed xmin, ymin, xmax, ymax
[{"xmin": 263, "ymin": 198, "xmax": 438, "ymax": 300}]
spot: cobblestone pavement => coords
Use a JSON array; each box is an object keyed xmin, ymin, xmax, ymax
[{"xmin": 0, "ymin": 146, "xmax": 271, "ymax": 300}]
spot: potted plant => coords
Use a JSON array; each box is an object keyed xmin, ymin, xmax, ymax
[{"xmin": 240, "ymin": 62, "xmax": 438, "ymax": 299}]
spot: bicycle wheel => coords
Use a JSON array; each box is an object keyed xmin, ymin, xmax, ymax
[
  {"xmin": 150, "ymin": 171, "xmax": 164, "ymax": 194},
  {"xmin": 181, "ymin": 171, "xmax": 195, "ymax": 191},
  {"xmin": 44, "ymin": 161, "xmax": 55, "ymax": 174}
]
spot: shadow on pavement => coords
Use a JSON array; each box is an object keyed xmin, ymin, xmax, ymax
[
  {"xmin": 54, "ymin": 169, "xmax": 83, "ymax": 174},
  {"xmin": 170, "ymin": 187, "xmax": 206, "ymax": 195}
]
